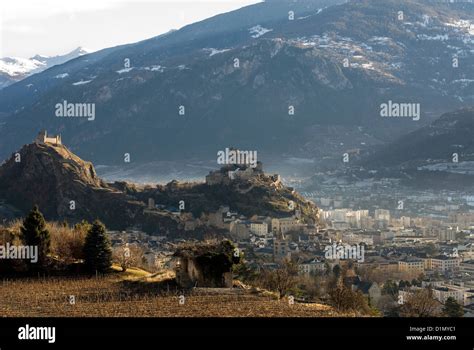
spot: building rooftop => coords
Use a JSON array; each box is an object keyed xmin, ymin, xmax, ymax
[
  {"xmin": 399, "ymin": 257, "xmax": 424, "ymax": 262},
  {"xmin": 431, "ymin": 255, "xmax": 458, "ymax": 260}
]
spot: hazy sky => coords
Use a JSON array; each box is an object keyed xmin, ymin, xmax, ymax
[{"xmin": 0, "ymin": 0, "xmax": 261, "ymax": 58}]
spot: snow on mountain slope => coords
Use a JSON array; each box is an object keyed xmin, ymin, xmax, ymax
[
  {"xmin": 0, "ymin": 57, "xmax": 45, "ymax": 76},
  {"xmin": 0, "ymin": 47, "xmax": 89, "ymax": 89},
  {"xmin": 249, "ymin": 25, "xmax": 273, "ymax": 38}
]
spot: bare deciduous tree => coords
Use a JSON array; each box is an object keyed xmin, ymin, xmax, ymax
[
  {"xmin": 399, "ymin": 289, "xmax": 440, "ymax": 317},
  {"xmin": 259, "ymin": 259, "xmax": 298, "ymax": 299},
  {"xmin": 329, "ymin": 285, "xmax": 371, "ymax": 315},
  {"xmin": 112, "ymin": 244, "xmax": 145, "ymax": 272}
]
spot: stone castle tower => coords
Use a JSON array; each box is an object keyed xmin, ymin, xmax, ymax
[{"xmin": 35, "ymin": 130, "xmax": 62, "ymax": 146}]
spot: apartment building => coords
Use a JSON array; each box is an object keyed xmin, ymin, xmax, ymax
[{"xmin": 398, "ymin": 257, "xmax": 425, "ymax": 272}]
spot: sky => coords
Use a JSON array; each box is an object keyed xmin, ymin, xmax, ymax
[{"xmin": 0, "ymin": 0, "xmax": 261, "ymax": 58}]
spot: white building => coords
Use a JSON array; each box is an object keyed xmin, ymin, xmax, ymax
[
  {"xmin": 438, "ymin": 228, "xmax": 457, "ymax": 242},
  {"xmin": 424, "ymin": 256, "xmax": 461, "ymax": 272},
  {"xmin": 400, "ymin": 216, "xmax": 411, "ymax": 227},
  {"xmin": 250, "ymin": 222, "xmax": 268, "ymax": 237},
  {"xmin": 375, "ymin": 209, "xmax": 390, "ymax": 222},
  {"xmin": 272, "ymin": 217, "xmax": 300, "ymax": 234},
  {"xmin": 398, "ymin": 258, "xmax": 425, "ymax": 273},
  {"xmin": 460, "ymin": 260, "xmax": 474, "ymax": 275},
  {"xmin": 433, "ymin": 286, "xmax": 466, "ymax": 305},
  {"xmin": 400, "ymin": 286, "xmax": 468, "ymax": 306},
  {"xmin": 298, "ymin": 260, "xmax": 326, "ymax": 275}
]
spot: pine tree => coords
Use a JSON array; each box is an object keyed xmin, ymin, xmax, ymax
[
  {"xmin": 382, "ymin": 280, "xmax": 399, "ymax": 298},
  {"xmin": 443, "ymin": 297, "xmax": 464, "ymax": 317},
  {"xmin": 83, "ymin": 220, "xmax": 112, "ymax": 273},
  {"xmin": 20, "ymin": 205, "xmax": 50, "ymax": 269}
]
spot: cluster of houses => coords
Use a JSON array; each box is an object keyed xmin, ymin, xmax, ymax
[
  {"xmin": 107, "ymin": 229, "xmax": 174, "ymax": 270},
  {"xmin": 321, "ymin": 207, "xmax": 471, "ymax": 243},
  {"xmin": 104, "ymin": 170, "xmax": 474, "ymax": 314},
  {"xmin": 295, "ymin": 249, "xmax": 474, "ymax": 311},
  {"xmin": 399, "ymin": 280, "xmax": 474, "ymax": 310},
  {"xmin": 233, "ymin": 222, "xmax": 474, "ymax": 310}
]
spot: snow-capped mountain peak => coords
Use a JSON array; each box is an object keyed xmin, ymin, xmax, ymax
[{"xmin": 0, "ymin": 47, "xmax": 90, "ymax": 89}]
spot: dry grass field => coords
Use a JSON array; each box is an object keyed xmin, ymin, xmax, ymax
[{"xmin": 0, "ymin": 270, "xmax": 345, "ymax": 317}]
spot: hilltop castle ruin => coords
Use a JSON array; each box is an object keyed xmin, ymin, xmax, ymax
[{"xmin": 35, "ymin": 130, "xmax": 62, "ymax": 146}]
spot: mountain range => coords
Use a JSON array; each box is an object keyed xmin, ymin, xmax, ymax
[
  {"xmin": 364, "ymin": 107, "xmax": 474, "ymax": 169},
  {"xmin": 0, "ymin": 0, "xmax": 473, "ymax": 168},
  {"xmin": 0, "ymin": 47, "xmax": 89, "ymax": 90}
]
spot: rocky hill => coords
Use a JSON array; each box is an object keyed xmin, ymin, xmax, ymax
[
  {"xmin": 0, "ymin": 135, "xmax": 319, "ymax": 234},
  {"xmin": 140, "ymin": 164, "xmax": 319, "ymax": 224},
  {"xmin": 0, "ymin": 137, "xmax": 180, "ymax": 232}
]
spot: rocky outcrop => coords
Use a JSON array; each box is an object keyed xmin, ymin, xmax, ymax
[
  {"xmin": 0, "ymin": 141, "xmax": 179, "ymax": 231},
  {"xmin": 0, "ymin": 137, "xmax": 320, "ymax": 234},
  {"xmin": 141, "ymin": 164, "xmax": 320, "ymax": 225}
]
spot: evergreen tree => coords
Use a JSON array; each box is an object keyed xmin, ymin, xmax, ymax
[
  {"xmin": 382, "ymin": 280, "xmax": 399, "ymax": 298},
  {"xmin": 83, "ymin": 220, "xmax": 112, "ymax": 273},
  {"xmin": 443, "ymin": 297, "xmax": 464, "ymax": 317},
  {"xmin": 20, "ymin": 205, "xmax": 50, "ymax": 269}
]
